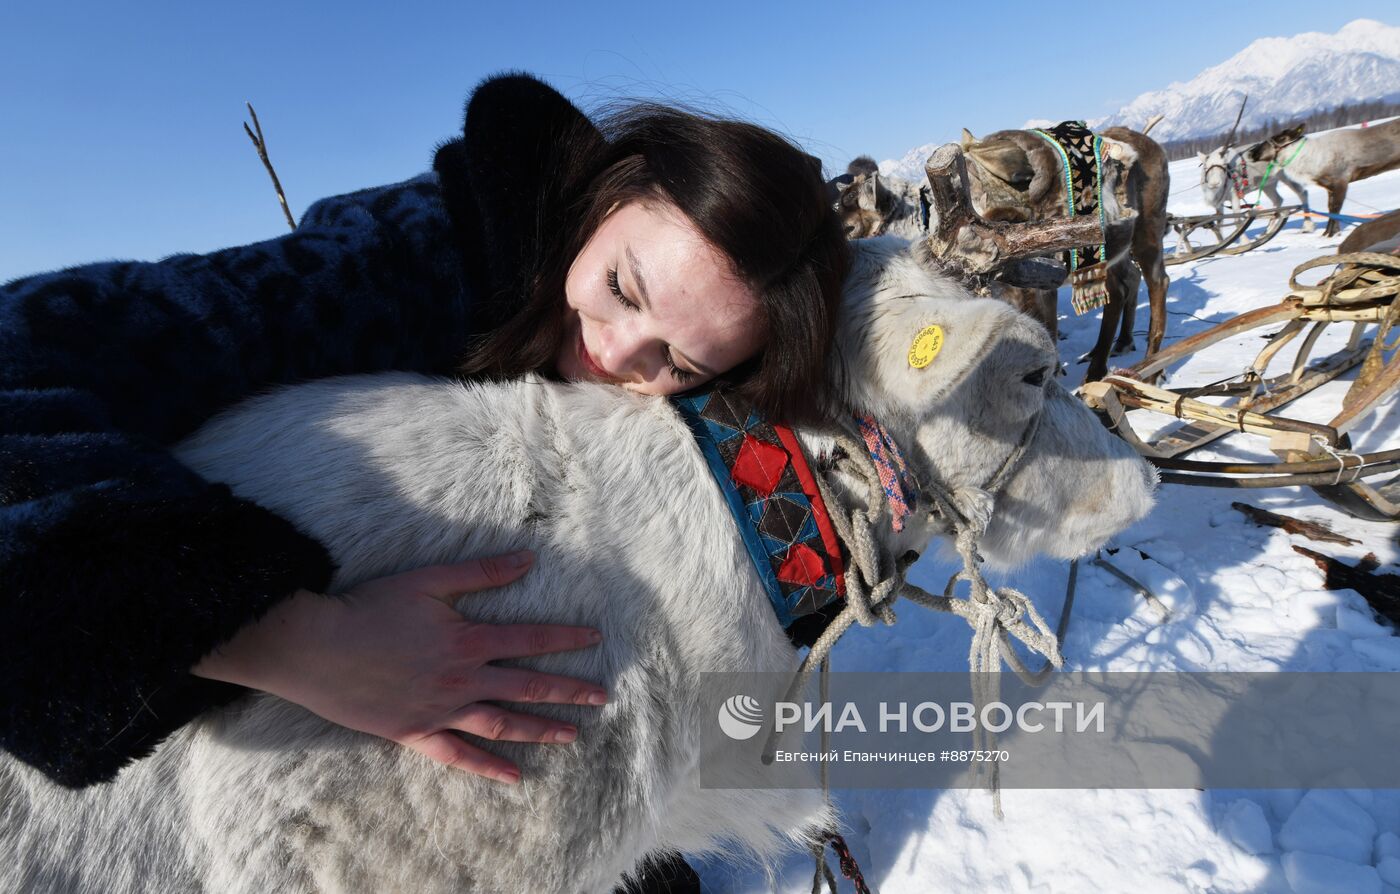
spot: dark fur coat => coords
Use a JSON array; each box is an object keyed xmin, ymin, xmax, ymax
[{"xmin": 0, "ymin": 73, "xmax": 601, "ymax": 788}]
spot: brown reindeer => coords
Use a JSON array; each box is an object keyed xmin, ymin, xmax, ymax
[
  {"xmin": 1338, "ymin": 207, "xmax": 1400, "ymax": 254},
  {"xmin": 830, "ymin": 155, "xmax": 928, "ymax": 241},
  {"xmin": 957, "ymin": 125, "xmax": 1170, "ymax": 382},
  {"xmin": 831, "ymin": 166, "xmax": 1093, "ymax": 338}
]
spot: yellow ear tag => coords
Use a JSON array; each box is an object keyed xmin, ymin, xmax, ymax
[{"xmin": 907, "ymin": 325, "xmax": 944, "ymax": 369}]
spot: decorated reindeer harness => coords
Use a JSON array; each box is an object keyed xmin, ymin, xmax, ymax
[
  {"xmin": 1030, "ymin": 121, "xmax": 1111, "ymax": 315},
  {"xmin": 672, "ymin": 362, "xmax": 1064, "ymax": 840},
  {"xmin": 671, "ymin": 390, "xmax": 919, "ymax": 648}
]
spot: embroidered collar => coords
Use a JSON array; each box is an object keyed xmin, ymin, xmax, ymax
[
  {"xmin": 672, "ymin": 389, "xmax": 848, "ymax": 641},
  {"xmin": 674, "ymin": 389, "xmax": 926, "ymax": 648}
]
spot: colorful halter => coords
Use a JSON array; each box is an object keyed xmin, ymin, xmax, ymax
[{"xmin": 855, "ymin": 414, "xmax": 920, "ymax": 533}]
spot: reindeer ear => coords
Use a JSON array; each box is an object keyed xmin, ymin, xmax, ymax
[
  {"xmin": 1197, "ymin": 151, "xmax": 1207, "ymax": 164},
  {"xmin": 960, "ymin": 128, "xmax": 978, "ymax": 149},
  {"xmin": 838, "ymin": 243, "xmax": 1025, "ymax": 419}
]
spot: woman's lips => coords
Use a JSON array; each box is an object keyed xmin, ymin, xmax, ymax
[{"xmin": 577, "ymin": 327, "xmax": 614, "ymax": 382}]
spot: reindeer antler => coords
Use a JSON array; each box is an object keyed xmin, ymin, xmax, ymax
[
  {"xmin": 921, "ymin": 143, "xmax": 1101, "ymax": 289},
  {"xmin": 1223, "ymin": 94, "xmax": 1249, "ymax": 150}
]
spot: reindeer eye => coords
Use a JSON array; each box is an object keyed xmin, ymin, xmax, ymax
[{"xmin": 1022, "ymin": 367, "xmax": 1049, "ymax": 387}]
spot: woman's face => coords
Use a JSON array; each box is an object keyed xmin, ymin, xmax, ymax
[{"xmin": 557, "ymin": 199, "xmax": 766, "ymax": 395}]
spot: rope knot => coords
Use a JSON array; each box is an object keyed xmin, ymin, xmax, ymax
[{"xmin": 991, "ymin": 588, "xmax": 1028, "ymax": 626}]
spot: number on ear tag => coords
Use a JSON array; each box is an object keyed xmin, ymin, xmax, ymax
[{"xmin": 908, "ymin": 325, "xmax": 944, "ymax": 369}]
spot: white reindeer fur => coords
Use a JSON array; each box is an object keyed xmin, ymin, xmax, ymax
[
  {"xmin": 0, "ymin": 238, "xmax": 1155, "ymax": 893},
  {"xmin": 1198, "ymin": 146, "xmax": 1311, "ymax": 216}
]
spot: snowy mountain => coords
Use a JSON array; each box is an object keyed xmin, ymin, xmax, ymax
[
  {"xmin": 877, "ymin": 19, "xmax": 1400, "ymax": 180},
  {"xmin": 1091, "ymin": 18, "xmax": 1400, "ymax": 141}
]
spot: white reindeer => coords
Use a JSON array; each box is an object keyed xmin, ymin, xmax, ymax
[
  {"xmin": 1198, "ymin": 144, "xmax": 1312, "ymax": 222},
  {"xmin": 0, "ymin": 239, "xmax": 1156, "ymax": 894}
]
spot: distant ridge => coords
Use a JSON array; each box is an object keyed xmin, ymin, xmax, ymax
[
  {"xmin": 1089, "ymin": 18, "xmax": 1400, "ymax": 141},
  {"xmin": 878, "ymin": 19, "xmax": 1400, "ymax": 180}
]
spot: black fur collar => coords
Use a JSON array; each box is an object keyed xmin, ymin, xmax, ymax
[{"xmin": 432, "ymin": 73, "xmax": 605, "ymax": 337}]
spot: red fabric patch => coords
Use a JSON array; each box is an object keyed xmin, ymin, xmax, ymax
[
  {"xmin": 731, "ymin": 434, "xmax": 788, "ymax": 496},
  {"xmin": 774, "ymin": 425, "xmax": 847, "ymax": 596},
  {"xmin": 777, "ymin": 542, "xmax": 824, "ymax": 586}
]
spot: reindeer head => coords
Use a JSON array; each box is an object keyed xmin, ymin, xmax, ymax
[
  {"xmin": 958, "ymin": 128, "xmax": 1139, "ymax": 271},
  {"xmin": 1247, "ymin": 124, "xmax": 1306, "ymax": 163},
  {"xmin": 959, "ymin": 129, "xmax": 1044, "ymax": 222},
  {"xmin": 833, "ymin": 172, "xmax": 896, "ymax": 239},
  {"xmin": 821, "ymin": 239, "xmax": 1156, "ymax": 566},
  {"xmin": 1199, "ymin": 147, "xmax": 1233, "ymax": 208}
]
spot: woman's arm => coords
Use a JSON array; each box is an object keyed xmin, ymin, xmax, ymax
[
  {"xmin": 1, "ymin": 72, "xmax": 607, "ymax": 788},
  {"xmin": 0, "ymin": 173, "xmax": 538, "ymax": 787},
  {"xmin": 193, "ymin": 558, "xmax": 606, "ymax": 785}
]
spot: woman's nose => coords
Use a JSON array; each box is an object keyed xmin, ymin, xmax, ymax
[{"xmin": 597, "ymin": 322, "xmax": 652, "ymax": 381}]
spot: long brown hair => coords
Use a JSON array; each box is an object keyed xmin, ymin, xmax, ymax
[{"xmin": 461, "ymin": 101, "xmax": 849, "ymax": 425}]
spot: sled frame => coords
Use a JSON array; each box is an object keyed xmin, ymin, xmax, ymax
[
  {"xmin": 1164, "ymin": 205, "xmax": 1302, "ymax": 266},
  {"xmin": 1082, "ymin": 252, "xmax": 1400, "ymax": 520}
]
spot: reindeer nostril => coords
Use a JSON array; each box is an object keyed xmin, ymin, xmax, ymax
[{"xmin": 1022, "ymin": 367, "xmax": 1049, "ymax": 387}]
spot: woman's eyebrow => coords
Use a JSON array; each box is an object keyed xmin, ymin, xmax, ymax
[
  {"xmin": 625, "ymin": 245, "xmax": 716, "ymax": 377},
  {"xmin": 625, "ymin": 246, "xmax": 651, "ymax": 310}
]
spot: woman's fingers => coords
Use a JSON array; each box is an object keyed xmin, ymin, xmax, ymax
[
  {"xmin": 415, "ymin": 552, "xmax": 539, "ymax": 604},
  {"xmin": 468, "ymin": 622, "xmax": 604, "ymax": 661},
  {"xmin": 404, "ymin": 730, "xmax": 522, "ymax": 784},
  {"xmin": 473, "ymin": 665, "xmax": 609, "ymax": 707},
  {"xmin": 450, "ymin": 703, "xmax": 580, "ymax": 745}
]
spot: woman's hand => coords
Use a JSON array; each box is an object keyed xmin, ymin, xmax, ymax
[{"xmin": 191, "ymin": 551, "xmax": 605, "ymax": 784}]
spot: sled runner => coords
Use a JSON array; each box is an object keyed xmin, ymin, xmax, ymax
[
  {"xmin": 1163, "ymin": 204, "xmax": 1303, "ymax": 266},
  {"xmin": 1083, "ymin": 249, "xmax": 1400, "ymax": 520}
]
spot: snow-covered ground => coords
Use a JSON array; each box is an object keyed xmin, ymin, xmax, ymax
[{"xmin": 698, "ymin": 145, "xmax": 1400, "ymax": 892}]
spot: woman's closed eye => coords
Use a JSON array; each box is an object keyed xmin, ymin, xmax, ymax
[
  {"xmin": 606, "ymin": 266, "xmax": 637, "ymax": 311},
  {"xmin": 606, "ymin": 266, "xmax": 695, "ymax": 384}
]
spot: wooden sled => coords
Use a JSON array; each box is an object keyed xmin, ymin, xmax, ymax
[
  {"xmin": 1082, "ymin": 251, "xmax": 1400, "ymax": 520},
  {"xmin": 1164, "ymin": 205, "xmax": 1302, "ymax": 266}
]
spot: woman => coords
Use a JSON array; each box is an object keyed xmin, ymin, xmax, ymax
[{"xmin": 0, "ymin": 71, "xmax": 846, "ymax": 888}]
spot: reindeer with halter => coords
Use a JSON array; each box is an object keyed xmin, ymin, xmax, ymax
[
  {"xmin": 833, "ymin": 122, "xmax": 1171, "ymax": 384},
  {"xmin": 0, "ymin": 144, "xmax": 1158, "ymax": 894},
  {"xmin": 1164, "ymin": 98, "xmax": 1307, "ymax": 264}
]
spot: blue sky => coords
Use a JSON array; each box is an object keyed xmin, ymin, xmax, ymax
[{"xmin": 0, "ymin": 1, "xmax": 1386, "ymax": 279}]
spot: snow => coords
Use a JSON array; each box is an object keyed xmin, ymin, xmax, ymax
[
  {"xmin": 1278, "ymin": 791, "xmax": 1376, "ymax": 864},
  {"xmin": 1222, "ymin": 798, "xmax": 1275, "ymax": 856},
  {"xmin": 697, "ymin": 128, "xmax": 1400, "ymax": 893},
  {"xmin": 1379, "ymin": 832, "xmax": 1400, "ymax": 862},
  {"xmin": 1282, "ymin": 852, "xmax": 1381, "ymax": 894},
  {"xmin": 1378, "ymin": 857, "xmax": 1400, "ymax": 887}
]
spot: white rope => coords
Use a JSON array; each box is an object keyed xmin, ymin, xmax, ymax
[
  {"xmin": 1312, "ymin": 435, "xmax": 1366, "ymax": 485},
  {"xmin": 761, "ymin": 414, "xmax": 1065, "ymax": 820}
]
